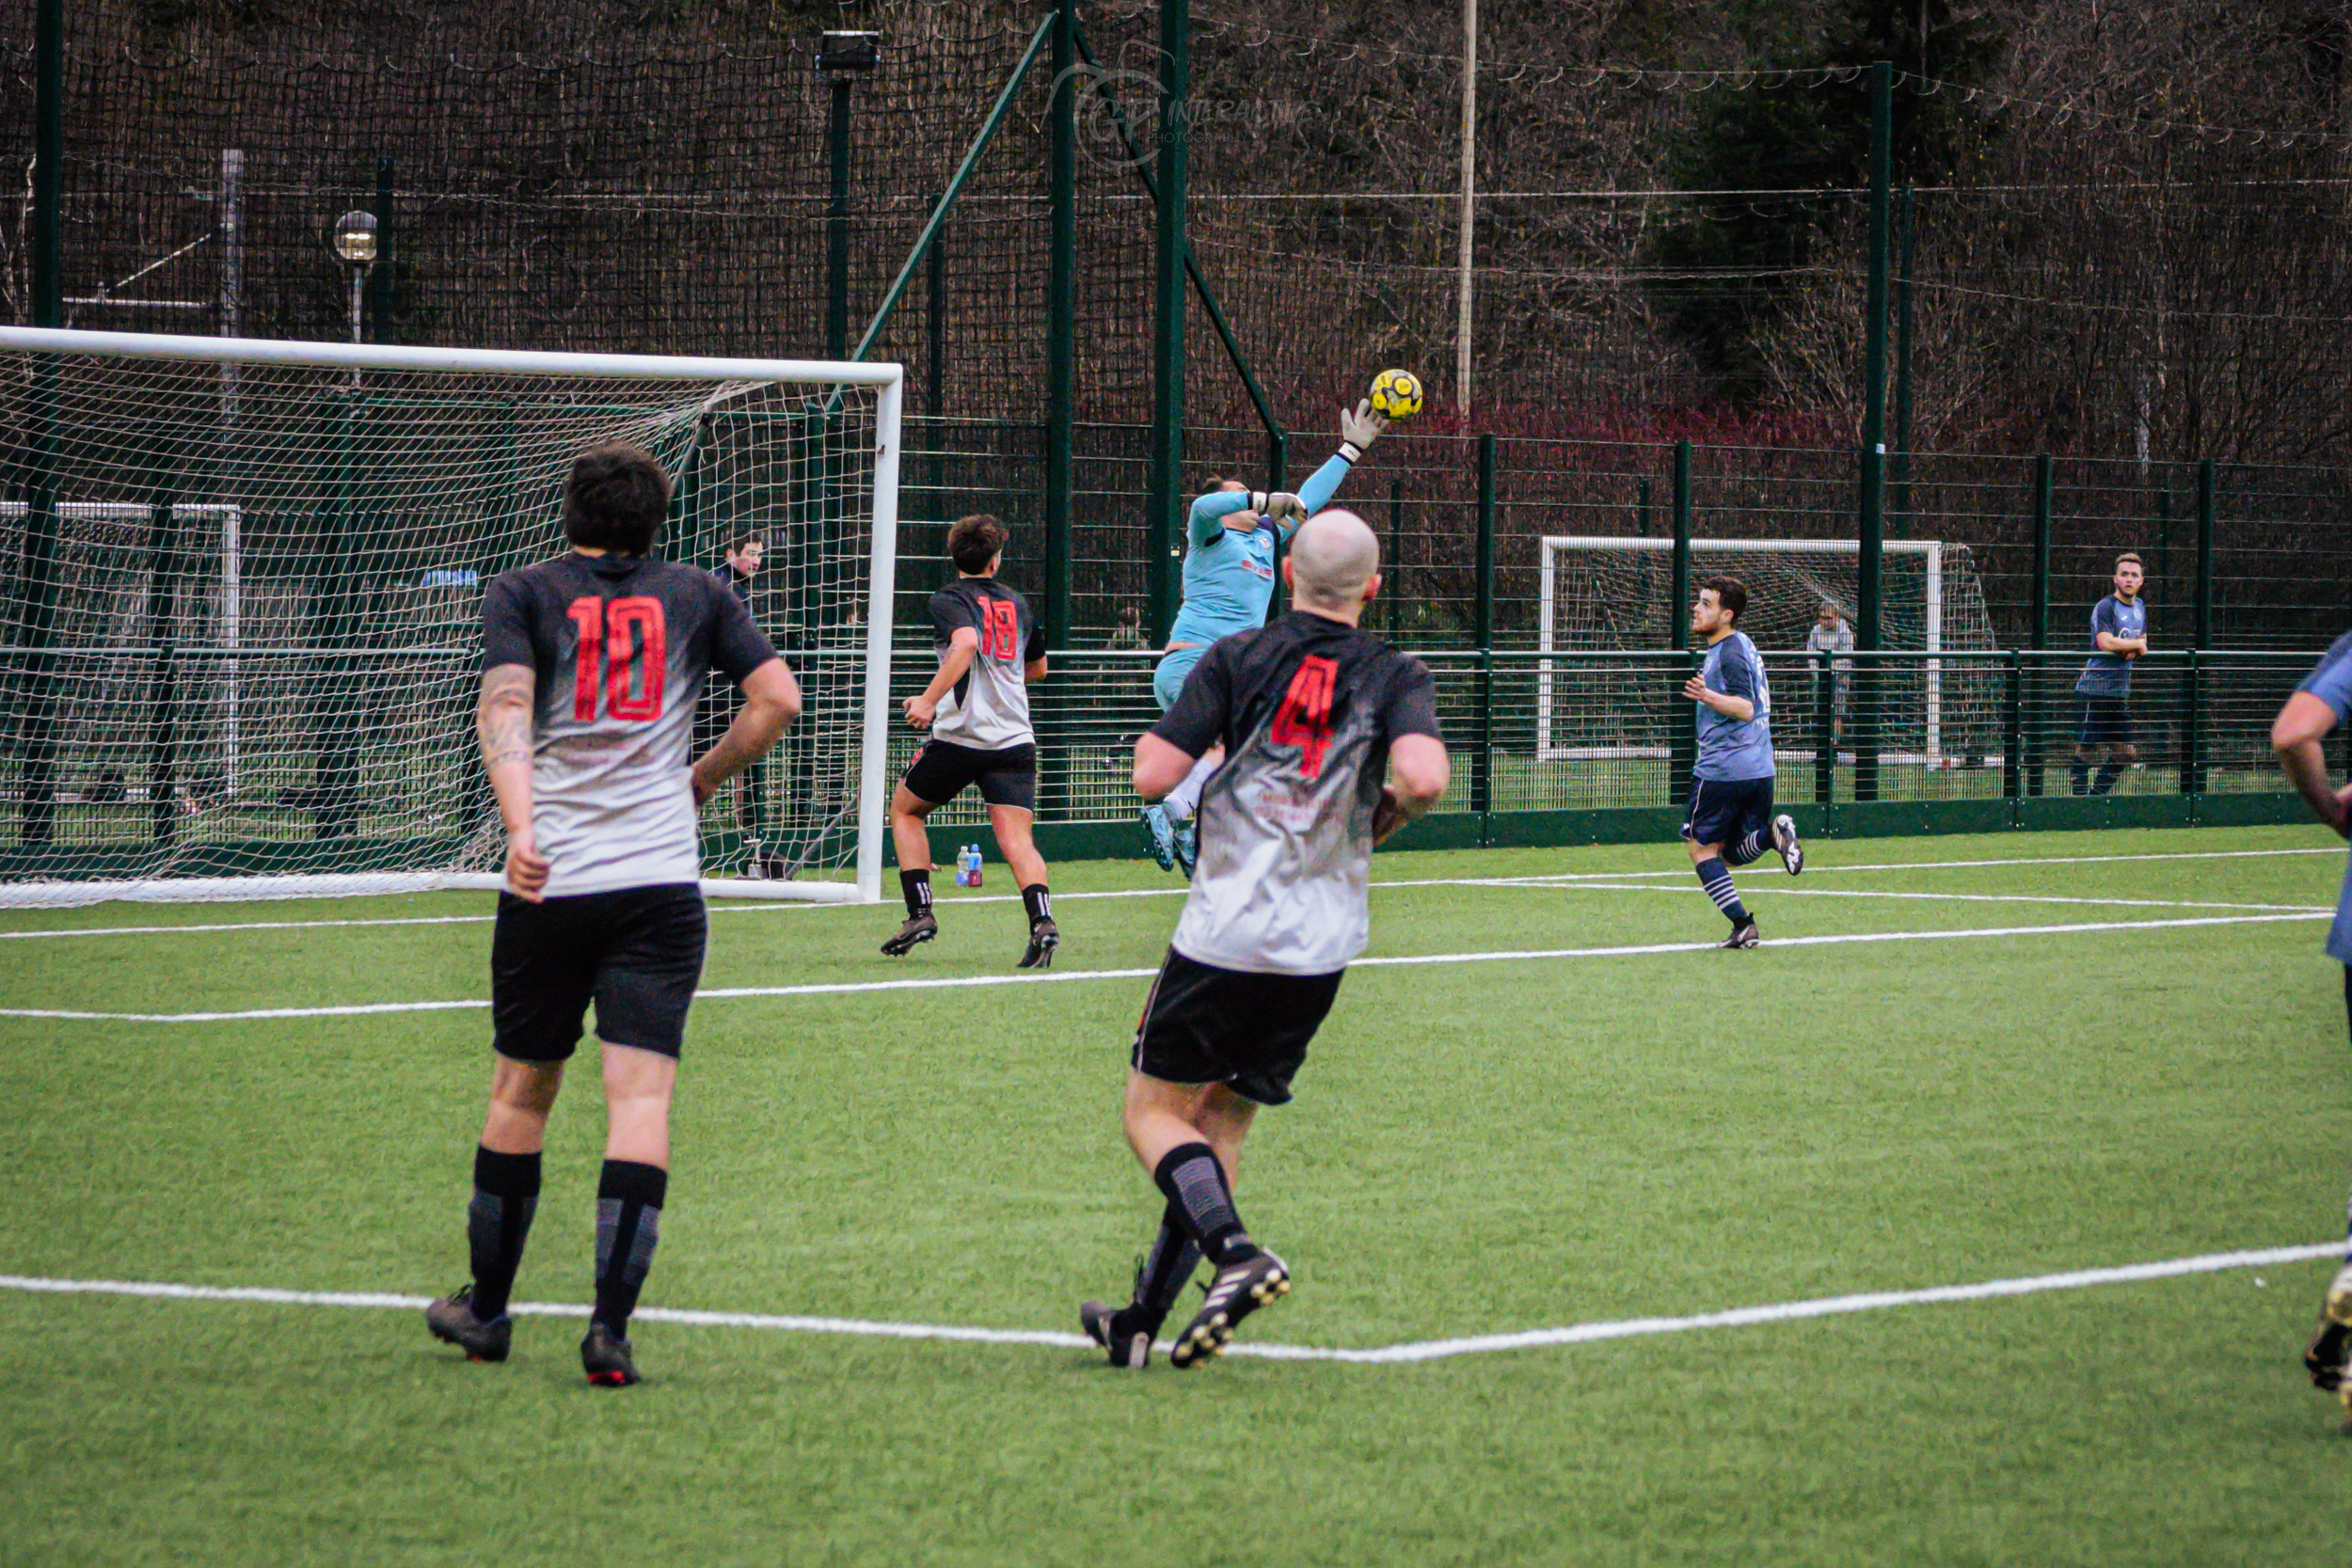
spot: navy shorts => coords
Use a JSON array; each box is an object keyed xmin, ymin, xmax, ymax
[
  {"xmin": 1682, "ymin": 774, "xmax": 1775, "ymax": 851},
  {"xmin": 490, "ymin": 883, "xmax": 707, "ymax": 1062},
  {"xmin": 2075, "ymin": 695, "xmax": 2136, "ymax": 746},
  {"xmin": 1131, "ymin": 948, "xmax": 1343, "ymax": 1107}
]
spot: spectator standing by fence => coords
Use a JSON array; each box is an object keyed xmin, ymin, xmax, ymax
[{"xmin": 1804, "ymin": 602, "xmax": 1855, "ymax": 752}]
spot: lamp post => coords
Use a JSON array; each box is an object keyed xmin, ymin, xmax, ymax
[
  {"xmin": 817, "ymin": 31, "xmax": 882, "ymax": 362},
  {"xmin": 331, "ymin": 209, "xmax": 377, "ymax": 346}
]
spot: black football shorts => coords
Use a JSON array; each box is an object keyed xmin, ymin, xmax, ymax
[
  {"xmin": 901, "ymin": 738, "xmax": 1037, "ymax": 814},
  {"xmin": 490, "ymin": 883, "xmax": 707, "ymax": 1062},
  {"xmin": 1131, "ymin": 947, "xmax": 1344, "ymax": 1107}
]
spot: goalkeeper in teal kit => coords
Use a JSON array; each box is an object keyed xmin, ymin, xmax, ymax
[{"xmin": 1140, "ymin": 399, "xmax": 1390, "ymax": 872}]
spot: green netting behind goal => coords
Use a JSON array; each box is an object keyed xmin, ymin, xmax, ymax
[
  {"xmin": 1538, "ymin": 537, "xmax": 2003, "ymax": 766},
  {"xmin": 0, "ymin": 329, "xmax": 895, "ymax": 902}
]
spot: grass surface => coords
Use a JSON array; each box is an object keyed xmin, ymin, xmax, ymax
[{"xmin": 3, "ymin": 825, "xmax": 2349, "ymax": 1564}]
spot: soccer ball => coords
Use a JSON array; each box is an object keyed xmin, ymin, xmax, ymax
[{"xmin": 1370, "ymin": 368, "xmax": 1423, "ymax": 421}]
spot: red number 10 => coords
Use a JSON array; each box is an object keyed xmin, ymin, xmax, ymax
[{"xmin": 566, "ymin": 595, "xmax": 667, "ymax": 722}]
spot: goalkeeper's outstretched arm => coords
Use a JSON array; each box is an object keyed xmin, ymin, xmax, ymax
[{"xmin": 1280, "ymin": 398, "xmax": 1393, "ymax": 539}]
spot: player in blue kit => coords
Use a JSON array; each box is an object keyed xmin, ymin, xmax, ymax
[
  {"xmin": 2269, "ymin": 632, "xmax": 2352, "ymax": 1421},
  {"xmin": 1138, "ymin": 399, "xmax": 1391, "ymax": 874},
  {"xmin": 1679, "ymin": 577, "xmax": 1803, "ymax": 948},
  {"xmin": 2071, "ymin": 553, "xmax": 2150, "ymax": 796}
]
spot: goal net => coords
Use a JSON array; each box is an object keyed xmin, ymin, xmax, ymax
[
  {"xmin": 0, "ymin": 327, "xmax": 901, "ymax": 906},
  {"xmin": 1536, "ymin": 536, "xmax": 2003, "ymax": 765}
]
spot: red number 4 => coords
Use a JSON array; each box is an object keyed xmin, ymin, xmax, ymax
[
  {"xmin": 566, "ymin": 595, "xmax": 667, "ymax": 722},
  {"xmin": 1269, "ymin": 655, "xmax": 1339, "ymax": 778}
]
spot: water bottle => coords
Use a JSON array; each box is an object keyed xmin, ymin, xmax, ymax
[
  {"xmin": 968, "ymin": 842, "xmax": 984, "ymax": 889},
  {"xmin": 953, "ymin": 845, "xmax": 970, "ymax": 888}
]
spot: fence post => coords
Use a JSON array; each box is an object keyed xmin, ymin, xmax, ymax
[
  {"xmin": 2194, "ymin": 457, "xmax": 2216, "ymax": 650},
  {"xmin": 2003, "ymin": 651, "xmax": 2023, "ymax": 802},
  {"xmin": 16, "ymin": 0, "xmax": 64, "ymax": 844},
  {"xmin": 1853, "ymin": 60, "xmax": 1891, "ymax": 806},
  {"xmin": 1266, "ymin": 427, "xmax": 1289, "ymax": 618},
  {"xmin": 2027, "ymin": 454, "xmax": 2052, "ymax": 797},
  {"xmin": 2190, "ymin": 459, "xmax": 2216, "ymax": 795},
  {"xmin": 1044, "ymin": 0, "xmax": 1075, "ymax": 650},
  {"xmin": 146, "ymin": 435, "xmax": 182, "ymax": 845},
  {"xmin": 1144, "ymin": 0, "xmax": 1190, "ymax": 643},
  {"xmin": 1668, "ymin": 439, "xmax": 1693, "ymax": 800},
  {"xmin": 1474, "ymin": 433, "xmax": 1495, "ymax": 818},
  {"xmin": 1387, "ymin": 472, "xmax": 1404, "ymax": 633},
  {"xmin": 1813, "ymin": 651, "xmax": 1835, "ymax": 804},
  {"xmin": 2181, "ymin": 650, "xmax": 2201, "ymax": 797},
  {"xmin": 369, "ymin": 156, "xmax": 394, "ymax": 341}
]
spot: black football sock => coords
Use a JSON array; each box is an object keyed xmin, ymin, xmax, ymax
[
  {"xmin": 593, "ymin": 1160, "xmax": 667, "ymax": 1337},
  {"xmin": 2092, "ymin": 764, "xmax": 2123, "ymax": 796},
  {"xmin": 1694, "ymin": 855, "xmax": 1750, "ymax": 926},
  {"xmin": 466, "ymin": 1146, "xmax": 540, "ymax": 1322},
  {"xmin": 1022, "ymin": 883, "xmax": 1053, "ymax": 927},
  {"xmin": 1111, "ymin": 1200, "xmax": 1203, "ymax": 1338},
  {"xmin": 1153, "ymin": 1142, "xmax": 1260, "ymax": 1268},
  {"xmin": 899, "ymin": 868, "xmax": 932, "ymax": 920},
  {"xmin": 1724, "ymin": 830, "xmax": 1768, "ymax": 867}
]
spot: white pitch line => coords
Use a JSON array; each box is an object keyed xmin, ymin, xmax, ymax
[
  {"xmin": 1536, "ymin": 883, "xmax": 2331, "ymax": 913},
  {"xmin": 0, "ymin": 911, "xmax": 2326, "ymax": 1024},
  {"xmin": 2, "ymin": 844, "xmax": 2335, "ymax": 942},
  {"xmin": 1500, "ymin": 845, "xmax": 2347, "ymax": 884},
  {"xmin": 3, "ymin": 1241, "xmax": 2335, "ymax": 1365}
]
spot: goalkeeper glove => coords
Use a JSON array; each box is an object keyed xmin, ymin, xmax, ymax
[
  {"xmin": 1250, "ymin": 491, "xmax": 1308, "ymax": 526},
  {"xmin": 1338, "ymin": 397, "xmax": 1390, "ymax": 464}
]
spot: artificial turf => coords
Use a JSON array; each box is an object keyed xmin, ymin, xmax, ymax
[{"xmin": 2, "ymin": 824, "xmax": 2348, "ymax": 1564}]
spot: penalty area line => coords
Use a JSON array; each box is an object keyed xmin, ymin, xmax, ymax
[
  {"xmin": 1, "ymin": 1241, "xmax": 2335, "ymax": 1366},
  {"xmin": 0, "ymin": 910, "xmax": 2326, "ymax": 1024}
]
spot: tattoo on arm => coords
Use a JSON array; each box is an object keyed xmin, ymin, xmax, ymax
[{"xmin": 477, "ymin": 667, "xmax": 536, "ymax": 769}]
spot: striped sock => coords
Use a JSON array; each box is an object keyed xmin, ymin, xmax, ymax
[
  {"xmin": 1725, "ymin": 830, "xmax": 1768, "ymax": 867},
  {"xmin": 593, "ymin": 1160, "xmax": 667, "ymax": 1336},
  {"xmin": 1153, "ymin": 1142, "xmax": 1259, "ymax": 1267},
  {"xmin": 1695, "ymin": 856, "xmax": 1750, "ymax": 926},
  {"xmin": 466, "ymin": 1146, "xmax": 540, "ymax": 1322}
]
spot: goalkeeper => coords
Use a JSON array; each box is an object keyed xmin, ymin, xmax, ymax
[{"xmin": 1140, "ymin": 399, "xmax": 1390, "ymax": 873}]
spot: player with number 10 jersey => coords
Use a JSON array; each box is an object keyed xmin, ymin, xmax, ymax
[{"xmin": 426, "ymin": 442, "xmax": 800, "ymax": 1391}]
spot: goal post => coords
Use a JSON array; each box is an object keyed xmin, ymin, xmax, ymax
[
  {"xmin": 1537, "ymin": 534, "xmax": 1999, "ymax": 766},
  {"xmin": 0, "ymin": 326, "xmax": 901, "ymax": 907}
]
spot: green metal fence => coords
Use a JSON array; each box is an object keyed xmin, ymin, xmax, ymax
[{"xmin": 0, "ymin": 639, "xmax": 2325, "ymax": 879}]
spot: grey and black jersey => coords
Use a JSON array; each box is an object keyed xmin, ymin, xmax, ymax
[
  {"xmin": 482, "ymin": 551, "xmax": 778, "ymax": 897},
  {"xmin": 928, "ymin": 578, "xmax": 1046, "ymax": 750},
  {"xmin": 1152, "ymin": 611, "xmax": 1442, "ymax": 976}
]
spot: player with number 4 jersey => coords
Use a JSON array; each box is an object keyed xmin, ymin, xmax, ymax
[
  {"xmin": 1080, "ymin": 510, "xmax": 1448, "ymax": 1371},
  {"xmin": 427, "ymin": 442, "xmax": 802, "ymax": 1389}
]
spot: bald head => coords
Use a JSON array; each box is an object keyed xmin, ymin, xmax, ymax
[{"xmin": 1287, "ymin": 509, "xmax": 1381, "ymax": 615}]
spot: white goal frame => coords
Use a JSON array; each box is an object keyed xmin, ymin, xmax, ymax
[
  {"xmin": 0, "ymin": 326, "xmax": 903, "ymax": 907},
  {"xmin": 1536, "ymin": 535, "xmax": 1947, "ymax": 765}
]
